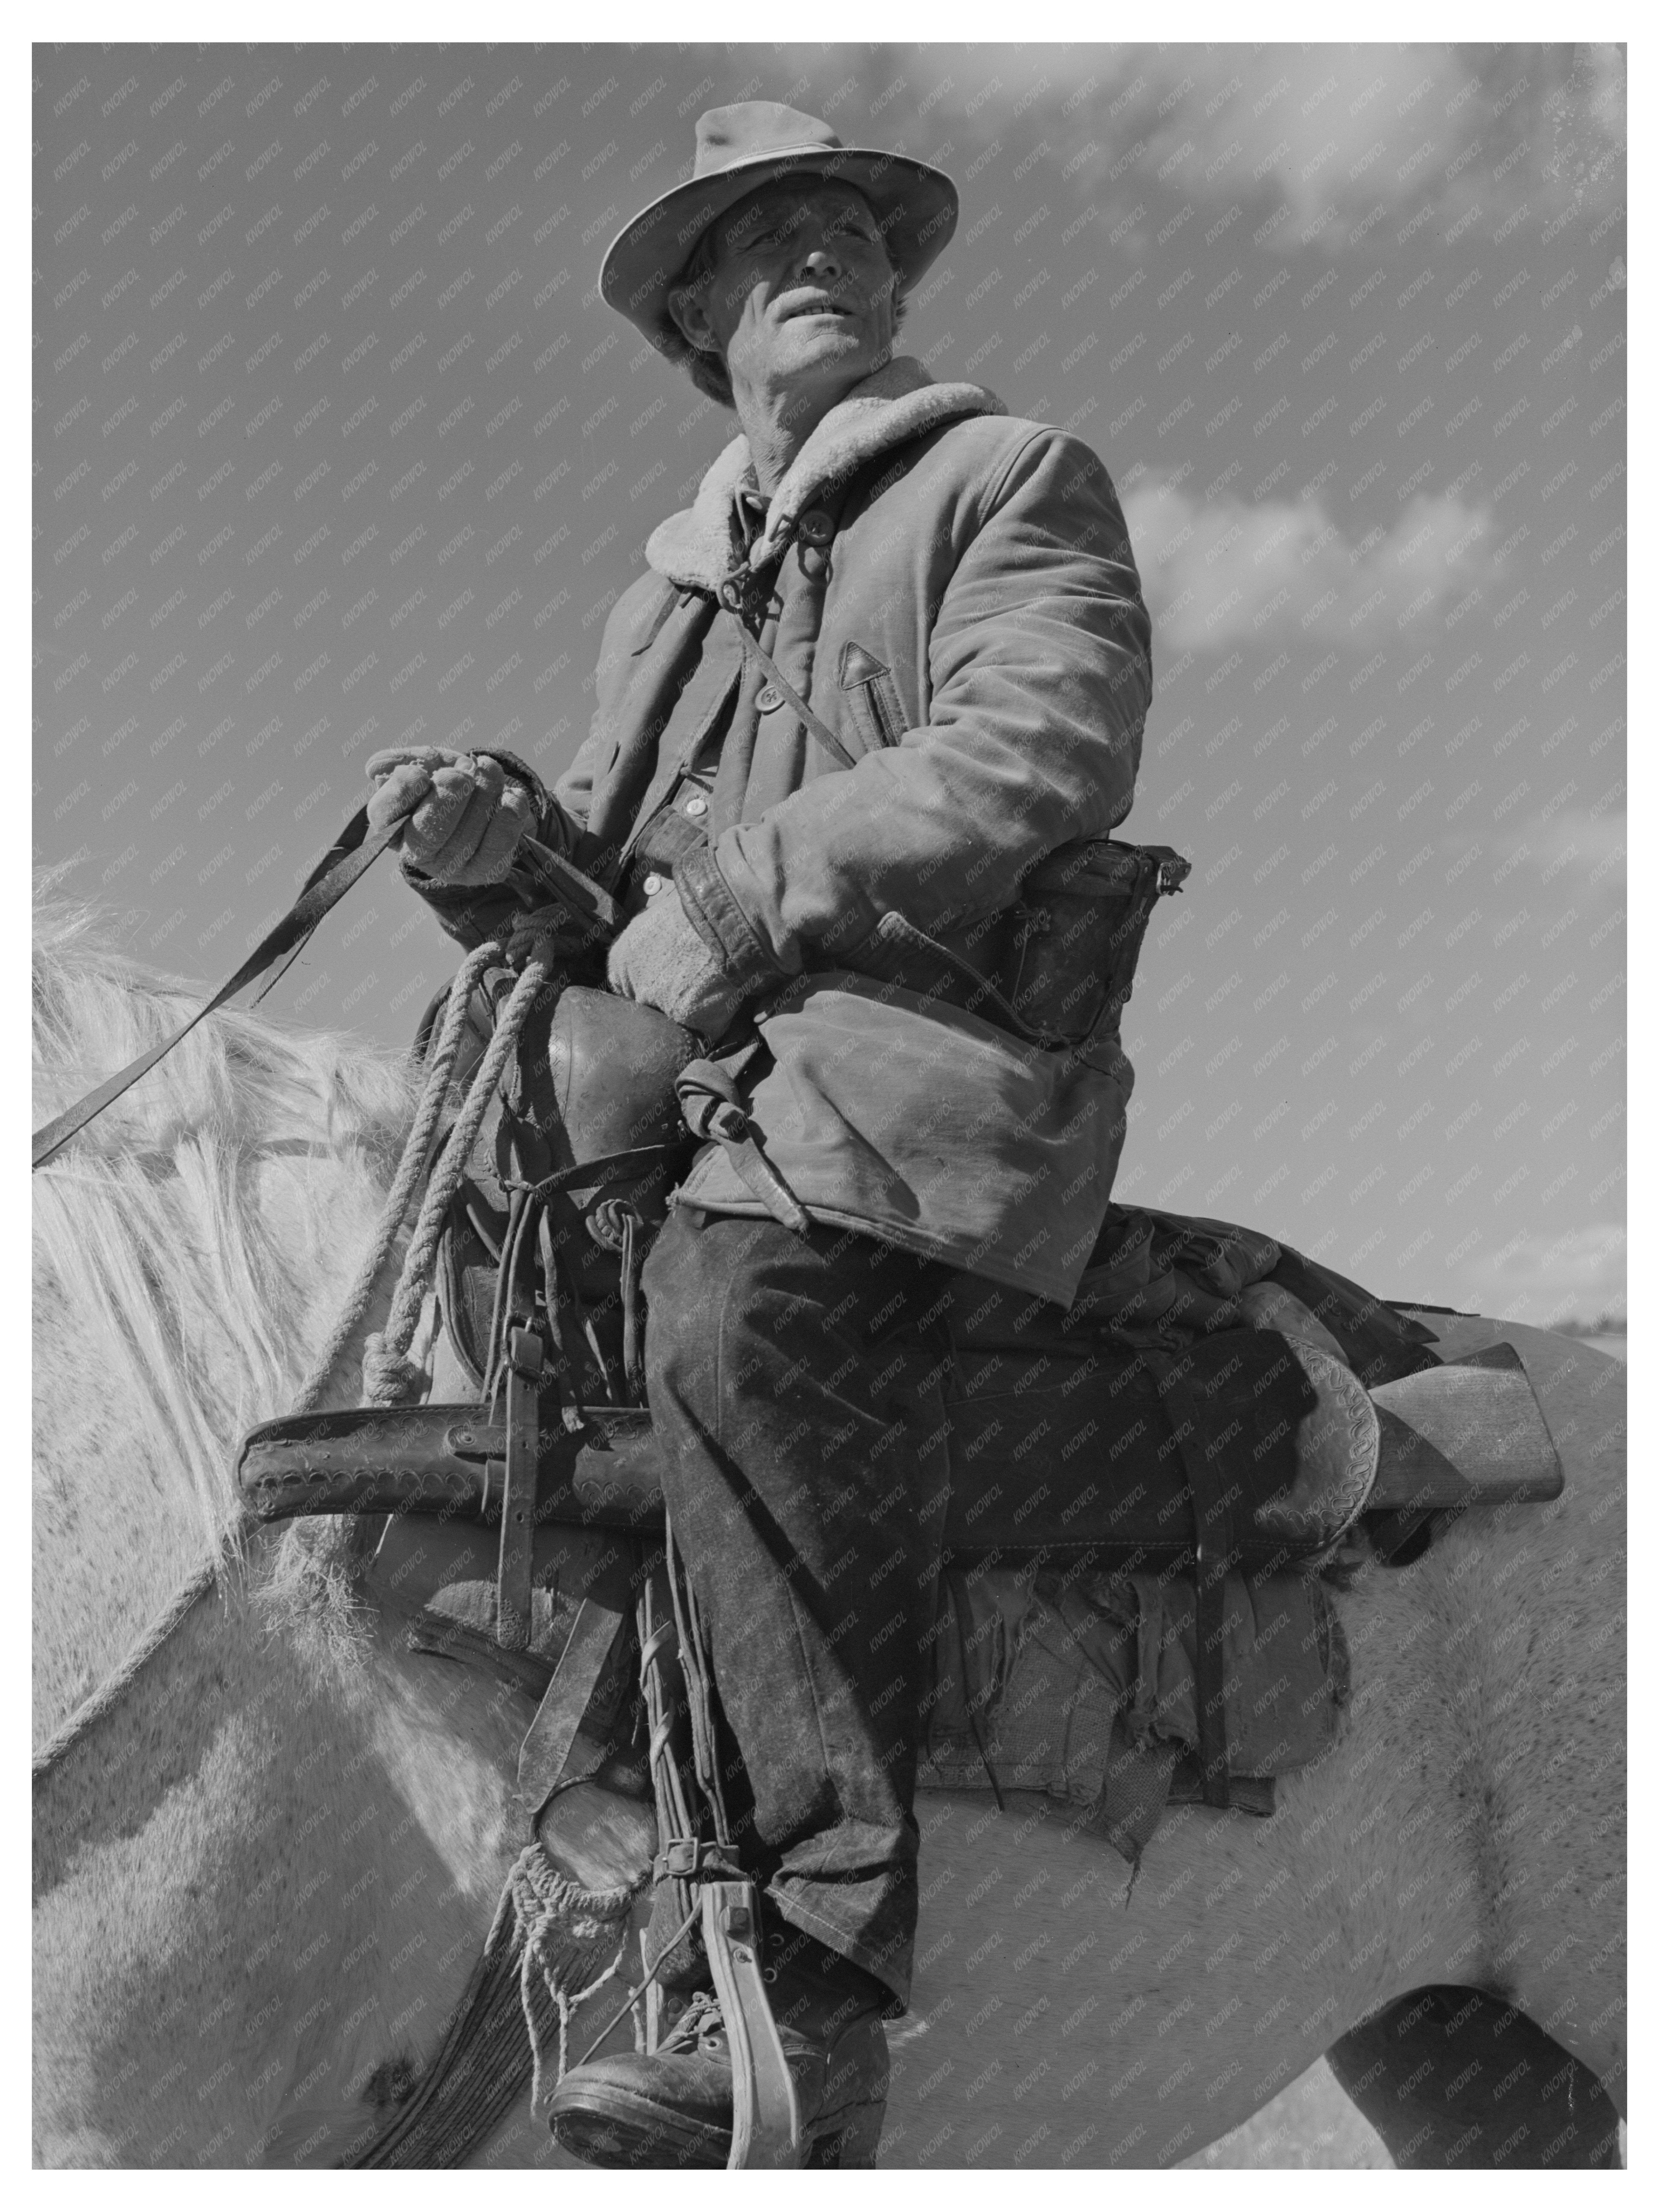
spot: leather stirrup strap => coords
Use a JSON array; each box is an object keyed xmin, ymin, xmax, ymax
[
  {"xmin": 33, "ymin": 802, "xmax": 400, "ymax": 1170},
  {"xmin": 538, "ymin": 1200, "xmax": 597, "ymax": 1432},
  {"xmin": 659, "ymin": 1513, "xmax": 800, "ymax": 2168},
  {"xmin": 516, "ymin": 1594, "xmax": 630, "ymax": 1831},
  {"xmin": 1143, "ymin": 1349, "xmax": 1233, "ymax": 1808},
  {"xmin": 495, "ymin": 1327, "xmax": 544, "ymax": 1650},
  {"xmin": 657, "ymin": 1521, "xmax": 802, "ymax": 2165},
  {"xmin": 637, "ymin": 1569, "xmax": 694, "ymax": 2052},
  {"xmin": 618, "ymin": 1206, "xmax": 646, "ymax": 1400}
]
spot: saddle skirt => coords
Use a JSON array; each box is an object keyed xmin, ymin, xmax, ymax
[{"xmin": 389, "ymin": 1526, "xmax": 1343, "ymax": 1867}]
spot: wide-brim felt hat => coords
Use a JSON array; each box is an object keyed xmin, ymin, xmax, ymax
[{"xmin": 600, "ymin": 100, "xmax": 959, "ymax": 359}]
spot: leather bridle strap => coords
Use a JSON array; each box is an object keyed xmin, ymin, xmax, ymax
[
  {"xmin": 33, "ymin": 804, "xmax": 402, "ymax": 1169},
  {"xmin": 1141, "ymin": 1347, "xmax": 1234, "ymax": 1809}
]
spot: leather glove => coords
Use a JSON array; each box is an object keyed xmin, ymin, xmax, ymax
[
  {"xmin": 366, "ymin": 745, "xmax": 538, "ymax": 887},
  {"xmin": 606, "ymin": 886, "xmax": 748, "ymax": 1045}
]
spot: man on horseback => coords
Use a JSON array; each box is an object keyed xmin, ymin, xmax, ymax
[{"xmin": 370, "ymin": 100, "xmax": 1152, "ymax": 2165}]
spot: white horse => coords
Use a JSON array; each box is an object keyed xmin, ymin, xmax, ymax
[{"xmin": 32, "ymin": 892, "xmax": 1625, "ymax": 2168}]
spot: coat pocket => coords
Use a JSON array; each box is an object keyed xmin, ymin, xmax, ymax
[
  {"xmin": 838, "ymin": 639, "xmax": 907, "ymax": 752},
  {"xmin": 1003, "ymin": 842, "xmax": 1191, "ymax": 1056}
]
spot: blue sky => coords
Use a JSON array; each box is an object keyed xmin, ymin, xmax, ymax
[{"xmin": 33, "ymin": 40, "xmax": 1626, "ymax": 1322}]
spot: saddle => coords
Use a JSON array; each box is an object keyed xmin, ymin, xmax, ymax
[
  {"xmin": 241, "ymin": 939, "xmax": 1565, "ymax": 1842},
  {"xmin": 235, "ymin": 835, "xmax": 1568, "ymax": 2167},
  {"xmin": 243, "ymin": 820, "xmax": 1566, "ymax": 1777}
]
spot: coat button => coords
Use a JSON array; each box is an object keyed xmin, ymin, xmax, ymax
[
  {"xmin": 683, "ymin": 794, "xmax": 708, "ymax": 818},
  {"xmin": 756, "ymin": 684, "xmax": 785, "ymax": 712},
  {"xmin": 642, "ymin": 873, "xmax": 665, "ymax": 896},
  {"xmin": 798, "ymin": 508, "xmax": 833, "ymax": 545}
]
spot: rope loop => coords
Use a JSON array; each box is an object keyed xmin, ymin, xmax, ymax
[
  {"xmin": 363, "ymin": 952, "xmax": 553, "ymax": 1404},
  {"xmin": 361, "ymin": 1334, "xmax": 429, "ymax": 1407},
  {"xmin": 291, "ymin": 937, "xmax": 501, "ymax": 1414}
]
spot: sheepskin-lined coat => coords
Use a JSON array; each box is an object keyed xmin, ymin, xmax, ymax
[{"xmin": 443, "ymin": 358, "xmax": 1154, "ymax": 1303}]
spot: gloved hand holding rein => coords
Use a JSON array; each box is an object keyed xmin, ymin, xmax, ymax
[
  {"xmin": 366, "ymin": 745, "xmax": 540, "ymax": 888},
  {"xmin": 369, "ymin": 742, "xmax": 755, "ymax": 1042}
]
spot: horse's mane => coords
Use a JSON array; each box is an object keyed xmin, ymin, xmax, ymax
[{"xmin": 32, "ymin": 880, "xmax": 420, "ymax": 1580}]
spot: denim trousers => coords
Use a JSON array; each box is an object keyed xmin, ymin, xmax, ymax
[{"xmin": 641, "ymin": 1204, "xmax": 958, "ymax": 2012}]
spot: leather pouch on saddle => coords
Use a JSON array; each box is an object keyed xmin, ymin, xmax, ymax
[{"xmin": 919, "ymin": 1559, "xmax": 1348, "ymax": 1861}]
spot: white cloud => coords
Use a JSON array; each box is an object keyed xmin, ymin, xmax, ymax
[
  {"xmin": 1487, "ymin": 806, "xmax": 1627, "ymax": 892},
  {"xmin": 1459, "ymin": 1223, "xmax": 1626, "ymax": 1326},
  {"xmin": 1122, "ymin": 471, "xmax": 1498, "ymax": 653},
  {"xmin": 925, "ymin": 44, "xmax": 1625, "ymax": 256}
]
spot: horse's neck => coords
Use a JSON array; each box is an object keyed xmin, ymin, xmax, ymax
[
  {"xmin": 31, "ymin": 930, "xmax": 505, "ymax": 2165},
  {"xmin": 33, "ymin": 1119, "xmax": 398, "ymax": 1747},
  {"xmin": 33, "ymin": 1539, "xmax": 529, "ymax": 2168}
]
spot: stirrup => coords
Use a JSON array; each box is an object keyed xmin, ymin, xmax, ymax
[
  {"xmin": 633, "ymin": 1539, "xmax": 803, "ymax": 2168},
  {"xmin": 700, "ymin": 1879, "xmax": 801, "ymax": 2168}
]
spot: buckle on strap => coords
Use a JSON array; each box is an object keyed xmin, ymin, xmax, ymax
[
  {"xmin": 675, "ymin": 1058, "xmax": 811, "ymax": 1236},
  {"xmin": 653, "ymin": 1838, "xmax": 746, "ymax": 1885}
]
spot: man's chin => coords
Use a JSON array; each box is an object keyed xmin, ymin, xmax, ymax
[{"xmin": 776, "ymin": 322, "xmax": 872, "ymax": 380}]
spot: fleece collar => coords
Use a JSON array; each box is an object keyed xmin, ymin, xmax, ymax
[{"xmin": 645, "ymin": 356, "xmax": 1006, "ymax": 593}]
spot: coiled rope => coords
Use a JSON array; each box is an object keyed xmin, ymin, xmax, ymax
[
  {"xmin": 359, "ymin": 950, "xmax": 549, "ymax": 1405},
  {"xmin": 292, "ymin": 936, "xmax": 502, "ymax": 1413}
]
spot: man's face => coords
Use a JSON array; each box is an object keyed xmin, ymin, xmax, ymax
[{"xmin": 672, "ymin": 179, "xmax": 898, "ymax": 406}]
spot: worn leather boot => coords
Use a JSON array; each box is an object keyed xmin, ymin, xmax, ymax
[{"xmin": 547, "ymin": 1928, "xmax": 890, "ymax": 2169}]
